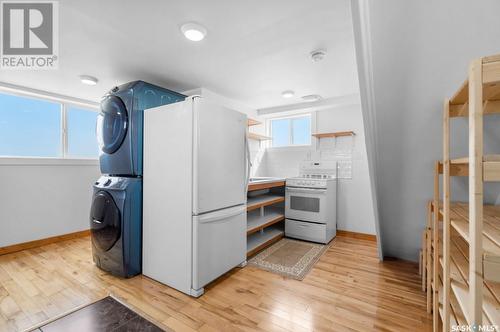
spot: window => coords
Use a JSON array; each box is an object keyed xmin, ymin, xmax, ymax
[
  {"xmin": 270, "ymin": 114, "xmax": 311, "ymax": 147},
  {"xmin": 67, "ymin": 107, "xmax": 98, "ymax": 158},
  {"xmin": 0, "ymin": 92, "xmax": 62, "ymax": 157},
  {"xmin": 0, "ymin": 90, "xmax": 98, "ymax": 159}
]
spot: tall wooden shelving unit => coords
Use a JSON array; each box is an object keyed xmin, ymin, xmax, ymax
[{"xmin": 433, "ymin": 55, "xmax": 500, "ymax": 331}]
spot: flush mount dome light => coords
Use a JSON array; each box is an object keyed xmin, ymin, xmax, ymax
[
  {"xmin": 181, "ymin": 22, "xmax": 207, "ymax": 41},
  {"xmin": 302, "ymin": 94, "xmax": 322, "ymax": 102},
  {"xmin": 282, "ymin": 90, "xmax": 295, "ymax": 98},
  {"xmin": 80, "ymin": 75, "xmax": 98, "ymax": 86}
]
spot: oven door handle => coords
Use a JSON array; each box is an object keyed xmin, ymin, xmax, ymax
[{"xmin": 286, "ymin": 186, "xmax": 327, "ymax": 194}]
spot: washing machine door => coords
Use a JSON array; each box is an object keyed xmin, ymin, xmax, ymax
[
  {"xmin": 96, "ymin": 95, "xmax": 128, "ymax": 154},
  {"xmin": 90, "ymin": 191, "xmax": 121, "ymax": 252}
]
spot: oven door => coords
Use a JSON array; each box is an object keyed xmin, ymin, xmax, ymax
[{"xmin": 285, "ymin": 186, "xmax": 327, "ymax": 223}]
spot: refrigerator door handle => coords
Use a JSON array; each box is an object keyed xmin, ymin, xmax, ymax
[
  {"xmin": 197, "ymin": 205, "xmax": 246, "ymax": 224},
  {"xmin": 245, "ymin": 133, "xmax": 252, "ymax": 194}
]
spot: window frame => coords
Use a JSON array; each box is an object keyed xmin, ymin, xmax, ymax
[
  {"xmin": 267, "ymin": 113, "xmax": 313, "ymax": 149},
  {"xmin": 0, "ymin": 85, "xmax": 99, "ymax": 162}
]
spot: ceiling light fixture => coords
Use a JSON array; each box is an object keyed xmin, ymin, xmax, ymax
[
  {"xmin": 281, "ymin": 90, "xmax": 295, "ymax": 98},
  {"xmin": 301, "ymin": 94, "xmax": 322, "ymax": 102},
  {"xmin": 180, "ymin": 22, "xmax": 207, "ymax": 41},
  {"xmin": 310, "ymin": 49, "xmax": 327, "ymax": 62},
  {"xmin": 79, "ymin": 75, "xmax": 98, "ymax": 86}
]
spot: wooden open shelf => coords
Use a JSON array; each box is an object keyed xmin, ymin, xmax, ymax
[
  {"xmin": 438, "ymin": 203, "xmax": 500, "ymax": 262},
  {"xmin": 427, "ymin": 200, "xmax": 479, "ymax": 329},
  {"xmin": 434, "ymin": 259, "xmax": 465, "ymax": 328},
  {"xmin": 247, "ymin": 194, "xmax": 284, "ymax": 212},
  {"xmin": 247, "ymin": 226, "xmax": 284, "ymax": 257},
  {"xmin": 438, "ymin": 281, "xmax": 460, "ymax": 328},
  {"xmin": 433, "ymin": 201, "xmax": 500, "ymax": 328},
  {"xmin": 449, "ymin": 57, "xmax": 500, "ymax": 118},
  {"xmin": 311, "ymin": 131, "xmax": 355, "ymax": 138},
  {"xmin": 248, "ymin": 180, "xmax": 285, "ymax": 192},
  {"xmin": 437, "ymin": 155, "xmax": 500, "ymax": 180},
  {"xmin": 246, "ymin": 180, "xmax": 285, "ymax": 257},
  {"xmin": 247, "ymin": 132, "xmax": 271, "ymax": 141},
  {"xmin": 247, "ymin": 208, "xmax": 285, "ymax": 235},
  {"xmin": 247, "ymin": 118, "xmax": 262, "ymax": 126},
  {"xmin": 438, "ymin": 238, "xmax": 499, "ymax": 326}
]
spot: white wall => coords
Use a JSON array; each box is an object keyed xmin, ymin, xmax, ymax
[
  {"xmin": 0, "ymin": 159, "xmax": 100, "ymax": 247},
  {"xmin": 257, "ymin": 103, "xmax": 377, "ymax": 235},
  {"xmin": 363, "ymin": 0, "xmax": 500, "ymax": 261}
]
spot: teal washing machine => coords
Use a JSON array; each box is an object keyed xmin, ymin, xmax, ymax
[{"xmin": 90, "ymin": 176, "xmax": 142, "ymax": 278}]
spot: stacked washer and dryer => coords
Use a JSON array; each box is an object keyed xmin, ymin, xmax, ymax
[{"xmin": 89, "ymin": 81, "xmax": 185, "ymax": 278}]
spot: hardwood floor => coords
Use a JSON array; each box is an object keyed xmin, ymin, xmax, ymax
[{"xmin": 0, "ymin": 236, "xmax": 432, "ymax": 331}]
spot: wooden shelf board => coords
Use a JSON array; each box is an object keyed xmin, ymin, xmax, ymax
[
  {"xmin": 450, "ymin": 284, "xmax": 468, "ymax": 327},
  {"xmin": 248, "ymin": 132, "xmax": 271, "ymax": 141},
  {"xmin": 448, "ymin": 55, "xmax": 500, "ymax": 116},
  {"xmin": 450, "ymin": 238, "xmax": 500, "ymax": 326},
  {"xmin": 450, "ymin": 155, "xmax": 500, "ymax": 164},
  {"xmin": 438, "ymin": 304, "xmax": 459, "ymax": 328},
  {"xmin": 247, "ymin": 195, "xmax": 284, "ymax": 212},
  {"xmin": 483, "ymin": 59, "xmax": 500, "ymax": 85},
  {"xmin": 247, "ymin": 227, "xmax": 284, "ymax": 257},
  {"xmin": 438, "ymin": 275, "xmax": 459, "ymax": 328},
  {"xmin": 439, "ymin": 239, "xmax": 499, "ymax": 326},
  {"xmin": 247, "ymin": 180, "xmax": 285, "ymax": 192},
  {"xmin": 438, "ymin": 161, "xmax": 469, "ymax": 177},
  {"xmin": 450, "ymin": 100, "xmax": 500, "ymax": 118},
  {"xmin": 453, "ymin": 236, "xmax": 500, "ymax": 304},
  {"xmin": 247, "ymin": 118, "xmax": 262, "ymax": 127},
  {"xmin": 483, "ymin": 54, "xmax": 500, "ymax": 64},
  {"xmin": 437, "ymin": 155, "xmax": 500, "ymax": 181},
  {"xmin": 450, "ymin": 80, "xmax": 469, "ymax": 106},
  {"xmin": 442, "ymin": 203, "xmax": 500, "ymax": 258},
  {"xmin": 247, "ymin": 209, "xmax": 285, "ymax": 235},
  {"xmin": 312, "ymin": 131, "xmax": 355, "ymax": 138}
]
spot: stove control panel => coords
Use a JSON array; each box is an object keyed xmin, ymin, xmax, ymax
[{"xmin": 286, "ymin": 178, "xmax": 328, "ymax": 188}]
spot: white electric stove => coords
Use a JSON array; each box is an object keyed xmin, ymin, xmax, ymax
[{"xmin": 285, "ymin": 161, "xmax": 337, "ymax": 244}]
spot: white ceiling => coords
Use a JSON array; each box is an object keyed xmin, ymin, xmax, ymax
[{"xmin": 0, "ymin": 0, "xmax": 359, "ymax": 109}]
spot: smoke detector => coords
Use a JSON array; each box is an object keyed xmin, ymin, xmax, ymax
[{"xmin": 310, "ymin": 49, "xmax": 327, "ymax": 62}]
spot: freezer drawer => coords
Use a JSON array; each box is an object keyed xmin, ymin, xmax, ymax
[
  {"xmin": 192, "ymin": 205, "xmax": 246, "ymax": 290},
  {"xmin": 285, "ymin": 219, "xmax": 329, "ymax": 244}
]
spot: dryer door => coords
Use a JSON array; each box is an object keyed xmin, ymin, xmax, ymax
[
  {"xmin": 97, "ymin": 95, "xmax": 128, "ymax": 154},
  {"xmin": 90, "ymin": 190, "xmax": 121, "ymax": 252}
]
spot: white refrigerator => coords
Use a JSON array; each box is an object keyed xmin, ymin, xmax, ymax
[{"xmin": 142, "ymin": 96, "xmax": 249, "ymax": 297}]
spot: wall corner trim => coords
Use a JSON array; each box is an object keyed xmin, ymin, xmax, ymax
[{"xmin": 350, "ymin": 0, "xmax": 384, "ymax": 260}]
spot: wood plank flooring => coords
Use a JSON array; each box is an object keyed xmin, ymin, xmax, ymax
[{"xmin": 0, "ymin": 236, "xmax": 432, "ymax": 331}]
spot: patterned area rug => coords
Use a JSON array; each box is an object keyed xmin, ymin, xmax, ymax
[{"xmin": 248, "ymin": 238, "xmax": 330, "ymax": 280}]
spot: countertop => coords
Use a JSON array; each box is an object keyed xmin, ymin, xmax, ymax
[{"xmin": 249, "ymin": 177, "xmax": 286, "ymax": 185}]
